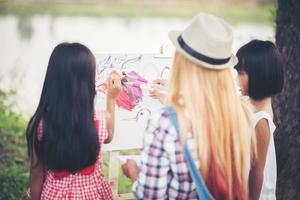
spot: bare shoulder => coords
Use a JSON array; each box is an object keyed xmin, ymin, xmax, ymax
[{"xmin": 255, "ymin": 118, "xmax": 271, "ymax": 138}]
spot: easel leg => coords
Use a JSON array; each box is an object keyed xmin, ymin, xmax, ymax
[
  {"xmin": 108, "ymin": 150, "xmax": 136, "ymax": 200},
  {"xmin": 108, "ymin": 150, "xmax": 120, "ymax": 198}
]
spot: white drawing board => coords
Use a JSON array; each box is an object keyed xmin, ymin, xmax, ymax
[{"xmin": 94, "ymin": 54, "xmax": 173, "ymax": 151}]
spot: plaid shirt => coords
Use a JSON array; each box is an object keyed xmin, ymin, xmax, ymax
[{"xmin": 132, "ymin": 109, "xmax": 199, "ymax": 200}]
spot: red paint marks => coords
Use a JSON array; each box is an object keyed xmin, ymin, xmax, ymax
[{"xmin": 96, "ymin": 71, "xmax": 146, "ymax": 111}]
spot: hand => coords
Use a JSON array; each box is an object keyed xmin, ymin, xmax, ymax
[
  {"xmin": 122, "ymin": 159, "xmax": 139, "ymax": 182},
  {"xmin": 149, "ymin": 79, "xmax": 168, "ymax": 104},
  {"xmin": 106, "ymin": 71, "xmax": 122, "ymax": 100}
]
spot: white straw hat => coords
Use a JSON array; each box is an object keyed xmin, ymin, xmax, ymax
[{"xmin": 169, "ymin": 12, "xmax": 238, "ymax": 70}]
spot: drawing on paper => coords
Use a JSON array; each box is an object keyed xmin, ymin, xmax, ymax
[
  {"xmin": 96, "ymin": 55, "xmax": 172, "ymax": 112},
  {"xmin": 95, "ymin": 54, "xmax": 173, "ymax": 150}
]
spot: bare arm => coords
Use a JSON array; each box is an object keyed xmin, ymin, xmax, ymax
[
  {"xmin": 29, "ymin": 145, "xmax": 45, "ymax": 200},
  {"xmin": 249, "ymin": 119, "xmax": 271, "ymax": 200},
  {"xmin": 104, "ymin": 98, "xmax": 116, "ymax": 144},
  {"xmin": 104, "ymin": 71, "xmax": 122, "ymax": 144}
]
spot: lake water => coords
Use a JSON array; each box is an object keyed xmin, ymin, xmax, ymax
[{"xmin": 0, "ymin": 16, "xmax": 274, "ymax": 116}]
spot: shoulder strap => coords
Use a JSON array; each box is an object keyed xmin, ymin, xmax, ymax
[{"xmin": 164, "ymin": 106, "xmax": 214, "ymax": 200}]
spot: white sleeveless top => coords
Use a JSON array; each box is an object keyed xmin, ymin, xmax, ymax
[{"xmin": 253, "ymin": 111, "xmax": 277, "ymax": 200}]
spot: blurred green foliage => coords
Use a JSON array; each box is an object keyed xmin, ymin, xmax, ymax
[
  {"xmin": 0, "ymin": 89, "xmax": 28, "ymax": 200},
  {"xmin": 0, "ymin": 1, "xmax": 275, "ymax": 25}
]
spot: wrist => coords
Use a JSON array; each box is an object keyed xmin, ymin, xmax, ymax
[
  {"xmin": 129, "ymin": 166, "xmax": 139, "ymax": 182},
  {"xmin": 130, "ymin": 172, "xmax": 138, "ymax": 182},
  {"xmin": 107, "ymin": 97, "xmax": 117, "ymax": 102},
  {"xmin": 106, "ymin": 98, "xmax": 116, "ymax": 113}
]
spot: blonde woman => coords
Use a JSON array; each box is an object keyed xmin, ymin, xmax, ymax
[{"xmin": 122, "ymin": 13, "xmax": 253, "ymax": 199}]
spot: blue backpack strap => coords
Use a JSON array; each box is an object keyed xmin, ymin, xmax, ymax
[{"xmin": 164, "ymin": 106, "xmax": 214, "ymax": 200}]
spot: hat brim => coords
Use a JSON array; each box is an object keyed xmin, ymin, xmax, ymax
[{"xmin": 168, "ymin": 30, "xmax": 238, "ymax": 70}]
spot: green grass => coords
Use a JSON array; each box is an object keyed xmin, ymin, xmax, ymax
[
  {"xmin": 103, "ymin": 149, "xmax": 139, "ymax": 194},
  {"xmin": 0, "ymin": 90, "xmax": 29, "ymax": 200},
  {"xmin": 0, "ymin": 1, "xmax": 275, "ymax": 24}
]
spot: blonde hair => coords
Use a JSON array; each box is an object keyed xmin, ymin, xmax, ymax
[{"xmin": 166, "ymin": 52, "xmax": 252, "ymax": 199}]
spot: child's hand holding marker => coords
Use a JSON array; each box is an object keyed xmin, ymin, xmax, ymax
[
  {"xmin": 149, "ymin": 79, "xmax": 168, "ymax": 104},
  {"xmin": 106, "ymin": 70, "xmax": 123, "ymax": 100},
  {"xmin": 105, "ymin": 70, "xmax": 123, "ymax": 143}
]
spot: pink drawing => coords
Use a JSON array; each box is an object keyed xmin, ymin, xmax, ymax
[
  {"xmin": 116, "ymin": 89, "xmax": 137, "ymax": 111},
  {"xmin": 97, "ymin": 71, "xmax": 146, "ymax": 111},
  {"xmin": 124, "ymin": 71, "xmax": 148, "ymax": 84}
]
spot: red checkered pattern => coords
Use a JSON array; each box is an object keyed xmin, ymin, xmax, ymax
[{"xmin": 28, "ymin": 110, "xmax": 113, "ymax": 200}]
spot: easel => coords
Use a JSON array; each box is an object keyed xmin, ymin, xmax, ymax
[
  {"xmin": 107, "ymin": 150, "xmax": 135, "ymax": 200},
  {"xmin": 96, "ymin": 52, "xmax": 173, "ymax": 200}
]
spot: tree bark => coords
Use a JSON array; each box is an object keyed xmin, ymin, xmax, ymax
[{"xmin": 274, "ymin": 0, "xmax": 300, "ymax": 199}]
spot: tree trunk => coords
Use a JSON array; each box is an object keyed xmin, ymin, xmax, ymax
[{"xmin": 274, "ymin": 0, "xmax": 300, "ymax": 199}]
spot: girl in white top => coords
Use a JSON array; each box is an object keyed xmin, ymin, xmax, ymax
[
  {"xmin": 235, "ymin": 40, "xmax": 284, "ymax": 200},
  {"xmin": 253, "ymin": 111, "xmax": 277, "ymax": 200}
]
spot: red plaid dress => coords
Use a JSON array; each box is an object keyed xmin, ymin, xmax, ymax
[{"xmin": 28, "ymin": 110, "xmax": 113, "ymax": 200}]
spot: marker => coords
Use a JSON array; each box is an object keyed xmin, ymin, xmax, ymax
[
  {"xmin": 124, "ymin": 82, "xmax": 167, "ymax": 95},
  {"xmin": 122, "ymin": 72, "xmax": 148, "ymax": 83}
]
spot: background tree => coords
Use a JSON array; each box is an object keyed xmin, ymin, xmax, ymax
[{"xmin": 274, "ymin": 0, "xmax": 300, "ymax": 199}]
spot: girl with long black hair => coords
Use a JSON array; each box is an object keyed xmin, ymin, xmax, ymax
[{"xmin": 26, "ymin": 43, "xmax": 121, "ymax": 199}]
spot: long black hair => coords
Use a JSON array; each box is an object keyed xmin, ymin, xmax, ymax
[{"xmin": 26, "ymin": 43, "xmax": 99, "ymax": 172}]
